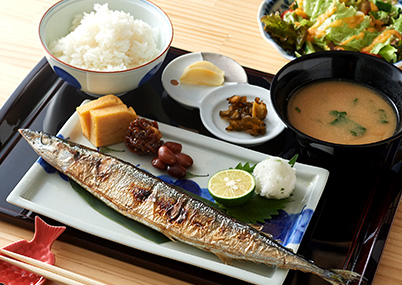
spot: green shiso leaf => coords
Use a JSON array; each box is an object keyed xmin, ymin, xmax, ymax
[
  {"xmin": 233, "ymin": 162, "xmax": 256, "ymax": 173},
  {"xmin": 217, "ymin": 193, "xmax": 292, "ymax": 224},
  {"xmin": 235, "ymin": 154, "xmax": 298, "ymax": 171},
  {"xmin": 216, "ymin": 157, "xmax": 298, "ymax": 224},
  {"xmin": 69, "ymin": 179, "xmax": 169, "ymax": 244}
]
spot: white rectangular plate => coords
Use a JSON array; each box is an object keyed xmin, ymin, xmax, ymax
[{"xmin": 7, "ymin": 109, "xmax": 329, "ymax": 285}]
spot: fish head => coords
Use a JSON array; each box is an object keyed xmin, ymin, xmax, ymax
[{"xmin": 19, "ymin": 129, "xmax": 75, "ymax": 172}]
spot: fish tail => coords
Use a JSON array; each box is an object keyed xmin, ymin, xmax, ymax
[
  {"xmin": 31, "ymin": 216, "xmax": 66, "ymax": 248},
  {"xmin": 322, "ymin": 269, "xmax": 362, "ymax": 285}
]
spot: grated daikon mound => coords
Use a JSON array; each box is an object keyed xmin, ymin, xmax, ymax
[{"xmin": 252, "ymin": 157, "xmax": 296, "ymax": 199}]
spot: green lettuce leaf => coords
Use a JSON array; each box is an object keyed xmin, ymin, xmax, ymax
[
  {"xmin": 371, "ymin": 37, "xmax": 399, "ymax": 62},
  {"xmin": 393, "ymin": 14, "xmax": 402, "ymax": 31},
  {"xmin": 303, "ymin": 0, "xmax": 337, "ymax": 20},
  {"xmin": 306, "ymin": 0, "xmax": 372, "ymax": 50},
  {"xmin": 261, "ymin": 13, "xmax": 309, "ymax": 52},
  {"xmin": 339, "ymin": 30, "xmax": 378, "ymax": 51}
]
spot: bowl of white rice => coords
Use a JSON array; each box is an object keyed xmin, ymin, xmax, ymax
[{"xmin": 39, "ymin": 0, "xmax": 173, "ymax": 96}]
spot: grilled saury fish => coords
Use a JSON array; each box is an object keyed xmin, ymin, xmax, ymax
[{"xmin": 19, "ymin": 129, "xmax": 361, "ymax": 284}]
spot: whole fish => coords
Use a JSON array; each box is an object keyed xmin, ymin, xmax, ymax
[{"xmin": 19, "ymin": 129, "xmax": 361, "ymax": 284}]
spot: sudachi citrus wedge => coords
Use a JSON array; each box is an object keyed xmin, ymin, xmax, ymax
[{"xmin": 208, "ymin": 169, "xmax": 255, "ymax": 206}]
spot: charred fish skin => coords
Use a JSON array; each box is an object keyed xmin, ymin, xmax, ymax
[{"xmin": 19, "ymin": 129, "xmax": 362, "ymax": 284}]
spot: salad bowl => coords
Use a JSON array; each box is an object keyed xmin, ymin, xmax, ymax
[
  {"xmin": 257, "ymin": 0, "xmax": 402, "ymax": 66},
  {"xmin": 257, "ymin": 0, "xmax": 296, "ymax": 61}
]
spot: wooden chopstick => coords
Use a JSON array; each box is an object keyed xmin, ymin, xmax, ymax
[{"xmin": 0, "ymin": 249, "xmax": 107, "ymax": 285}]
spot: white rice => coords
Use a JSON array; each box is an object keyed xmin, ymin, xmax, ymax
[
  {"xmin": 252, "ymin": 156, "xmax": 296, "ymax": 199},
  {"xmin": 49, "ymin": 3, "xmax": 160, "ymax": 71}
]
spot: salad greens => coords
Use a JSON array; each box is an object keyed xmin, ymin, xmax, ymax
[{"xmin": 261, "ymin": 0, "xmax": 402, "ymax": 62}]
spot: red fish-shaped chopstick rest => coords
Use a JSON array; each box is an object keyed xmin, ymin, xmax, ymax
[{"xmin": 0, "ymin": 216, "xmax": 66, "ymax": 285}]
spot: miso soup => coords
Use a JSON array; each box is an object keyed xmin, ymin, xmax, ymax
[{"xmin": 287, "ymin": 80, "xmax": 397, "ymax": 145}]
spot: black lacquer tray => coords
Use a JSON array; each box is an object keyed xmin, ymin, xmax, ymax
[{"xmin": 1, "ymin": 47, "xmax": 401, "ymax": 284}]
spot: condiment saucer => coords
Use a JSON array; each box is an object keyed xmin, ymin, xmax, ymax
[
  {"xmin": 161, "ymin": 52, "xmax": 247, "ymax": 108},
  {"xmin": 199, "ymin": 83, "xmax": 285, "ymax": 146},
  {"xmin": 162, "ymin": 52, "xmax": 284, "ymax": 145}
]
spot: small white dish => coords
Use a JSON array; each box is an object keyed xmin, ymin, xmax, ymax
[
  {"xmin": 161, "ymin": 52, "xmax": 248, "ymax": 108},
  {"xmin": 199, "ymin": 83, "xmax": 285, "ymax": 145}
]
